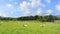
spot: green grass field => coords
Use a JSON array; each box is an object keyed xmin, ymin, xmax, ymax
[{"xmin": 0, "ymin": 21, "xmax": 60, "ymax": 34}]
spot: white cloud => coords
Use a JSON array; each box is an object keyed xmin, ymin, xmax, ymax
[
  {"xmin": 20, "ymin": 1, "xmax": 31, "ymax": 16},
  {"xmin": 0, "ymin": 11, "xmax": 7, "ymax": 17},
  {"xmin": 55, "ymin": 4, "xmax": 60, "ymax": 11},
  {"xmin": 30, "ymin": 0, "xmax": 45, "ymax": 8},
  {"xmin": 46, "ymin": 0, "xmax": 51, "ymax": 3},
  {"xmin": 24, "ymin": 10, "xmax": 31, "ymax": 16},
  {"xmin": 6, "ymin": 4, "xmax": 13, "ymax": 9},
  {"xmin": 30, "ymin": 0, "xmax": 38, "ymax": 8},
  {"xmin": 36, "ymin": 8, "xmax": 42, "ymax": 15},
  {"xmin": 0, "ymin": 11, "xmax": 3, "ymax": 16},
  {"xmin": 19, "ymin": 0, "xmax": 46, "ymax": 16},
  {"xmin": 45, "ymin": 9, "xmax": 53, "ymax": 15},
  {"xmin": 0, "ymin": 10, "xmax": 15, "ymax": 17},
  {"xmin": 20, "ymin": 1, "xmax": 29, "ymax": 11}
]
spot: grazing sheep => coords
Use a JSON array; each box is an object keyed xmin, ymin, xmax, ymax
[
  {"xmin": 23, "ymin": 24, "xmax": 28, "ymax": 27},
  {"xmin": 1, "ymin": 22, "xmax": 3, "ymax": 23},
  {"xmin": 40, "ymin": 24, "xmax": 45, "ymax": 27}
]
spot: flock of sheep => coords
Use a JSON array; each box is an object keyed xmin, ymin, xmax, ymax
[
  {"xmin": 0, "ymin": 21, "xmax": 46, "ymax": 27},
  {"xmin": 23, "ymin": 24, "xmax": 46, "ymax": 27}
]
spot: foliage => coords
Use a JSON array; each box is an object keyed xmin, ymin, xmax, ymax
[{"xmin": 0, "ymin": 15, "xmax": 60, "ymax": 22}]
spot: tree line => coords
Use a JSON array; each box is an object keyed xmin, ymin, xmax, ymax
[
  {"xmin": 17, "ymin": 15, "xmax": 60, "ymax": 22},
  {"xmin": 0, "ymin": 15, "xmax": 60, "ymax": 22}
]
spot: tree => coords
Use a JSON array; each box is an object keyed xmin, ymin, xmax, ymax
[{"xmin": 47, "ymin": 15, "xmax": 55, "ymax": 22}]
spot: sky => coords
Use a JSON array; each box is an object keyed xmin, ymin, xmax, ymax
[{"xmin": 0, "ymin": 0, "xmax": 60, "ymax": 18}]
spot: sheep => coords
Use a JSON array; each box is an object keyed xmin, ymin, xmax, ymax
[
  {"xmin": 23, "ymin": 24, "xmax": 28, "ymax": 27},
  {"xmin": 40, "ymin": 24, "xmax": 45, "ymax": 27},
  {"xmin": 1, "ymin": 22, "xmax": 3, "ymax": 23}
]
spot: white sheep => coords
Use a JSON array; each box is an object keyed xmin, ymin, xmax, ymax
[
  {"xmin": 40, "ymin": 24, "xmax": 45, "ymax": 27},
  {"xmin": 23, "ymin": 24, "xmax": 28, "ymax": 27},
  {"xmin": 1, "ymin": 22, "xmax": 3, "ymax": 23}
]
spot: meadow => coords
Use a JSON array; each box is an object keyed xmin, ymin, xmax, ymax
[{"xmin": 0, "ymin": 21, "xmax": 60, "ymax": 34}]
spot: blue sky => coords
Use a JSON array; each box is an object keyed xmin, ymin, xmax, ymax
[{"xmin": 0, "ymin": 0, "xmax": 60, "ymax": 18}]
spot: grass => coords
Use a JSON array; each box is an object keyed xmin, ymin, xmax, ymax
[{"xmin": 0, "ymin": 21, "xmax": 60, "ymax": 34}]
